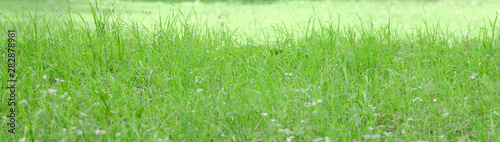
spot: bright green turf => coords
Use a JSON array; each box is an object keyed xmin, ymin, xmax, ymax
[{"xmin": 1, "ymin": 0, "xmax": 499, "ymax": 141}]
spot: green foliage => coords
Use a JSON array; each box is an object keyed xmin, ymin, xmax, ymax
[{"xmin": 0, "ymin": 0, "xmax": 499, "ymax": 141}]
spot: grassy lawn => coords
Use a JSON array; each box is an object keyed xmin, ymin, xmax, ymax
[{"xmin": 1, "ymin": 0, "xmax": 499, "ymax": 141}]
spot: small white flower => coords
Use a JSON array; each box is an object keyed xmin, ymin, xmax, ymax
[
  {"xmin": 407, "ymin": 118, "xmax": 414, "ymax": 121},
  {"xmin": 36, "ymin": 109, "xmax": 43, "ymax": 115},
  {"xmin": 286, "ymin": 136, "xmax": 295, "ymax": 142},
  {"xmin": 116, "ymin": 133, "xmax": 121, "ymax": 137},
  {"xmin": 76, "ymin": 130, "xmax": 83, "ymax": 135},
  {"xmin": 367, "ymin": 127, "xmax": 374, "ymax": 130},
  {"xmin": 433, "ymin": 99, "xmax": 437, "ymax": 102},
  {"xmin": 62, "ymin": 128, "xmax": 67, "ymax": 132},
  {"xmin": 312, "ymin": 137, "xmax": 324, "ymax": 142},
  {"xmin": 469, "ymin": 73, "xmax": 477, "ymax": 79},
  {"xmin": 439, "ymin": 135, "xmax": 445, "ymax": 139},
  {"xmin": 304, "ymin": 102, "xmax": 312, "ymax": 107},
  {"xmin": 383, "ymin": 132, "xmax": 392, "ymax": 137},
  {"xmin": 442, "ymin": 113, "xmax": 450, "ymax": 117},
  {"xmin": 80, "ymin": 112, "xmax": 88, "ymax": 117},
  {"xmin": 464, "ymin": 97, "xmax": 468, "ymax": 100},
  {"xmin": 362, "ymin": 134, "xmax": 381, "ymax": 139},
  {"xmin": 19, "ymin": 137, "xmax": 27, "ymax": 142},
  {"xmin": 20, "ymin": 99, "xmax": 28, "ymax": 104},
  {"xmin": 284, "ymin": 73, "xmax": 293, "ymax": 77},
  {"xmin": 369, "ymin": 105, "xmax": 376, "ymax": 110},
  {"xmin": 412, "ymin": 97, "xmax": 423, "ymax": 102},
  {"xmin": 67, "ymin": 96, "xmax": 72, "ymax": 101},
  {"xmin": 260, "ymin": 113, "xmax": 268, "ymax": 116},
  {"xmin": 196, "ymin": 88, "xmax": 204, "ymax": 92},
  {"xmin": 493, "ymin": 111, "xmax": 499, "ymax": 115},
  {"xmin": 278, "ymin": 129, "xmax": 294, "ymax": 135},
  {"xmin": 42, "ymin": 75, "xmax": 47, "ymax": 79},
  {"xmin": 300, "ymin": 120, "xmax": 307, "ymax": 123},
  {"xmin": 48, "ymin": 89, "xmax": 58, "ymax": 94},
  {"xmin": 94, "ymin": 128, "xmax": 106, "ymax": 135},
  {"xmin": 316, "ymin": 99, "xmax": 323, "ymax": 103}
]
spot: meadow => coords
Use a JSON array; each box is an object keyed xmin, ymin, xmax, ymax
[{"xmin": 1, "ymin": 0, "xmax": 499, "ymax": 141}]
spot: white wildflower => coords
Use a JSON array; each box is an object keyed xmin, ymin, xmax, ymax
[
  {"xmin": 312, "ymin": 137, "xmax": 324, "ymax": 142},
  {"xmin": 116, "ymin": 133, "xmax": 121, "ymax": 137},
  {"xmin": 286, "ymin": 136, "xmax": 295, "ymax": 142},
  {"xmin": 442, "ymin": 113, "xmax": 450, "ymax": 117},
  {"xmin": 94, "ymin": 128, "xmax": 106, "ymax": 135},
  {"xmin": 367, "ymin": 127, "xmax": 374, "ymax": 130},
  {"xmin": 493, "ymin": 111, "xmax": 499, "ymax": 115},
  {"xmin": 42, "ymin": 75, "xmax": 47, "ymax": 79},
  {"xmin": 20, "ymin": 99, "xmax": 28, "ymax": 105},
  {"xmin": 80, "ymin": 112, "xmax": 88, "ymax": 117},
  {"xmin": 195, "ymin": 76, "xmax": 205, "ymax": 84},
  {"xmin": 196, "ymin": 88, "xmax": 204, "ymax": 92},
  {"xmin": 469, "ymin": 73, "xmax": 477, "ymax": 79},
  {"xmin": 362, "ymin": 134, "xmax": 381, "ymax": 139},
  {"xmin": 316, "ymin": 99, "xmax": 323, "ymax": 103},
  {"xmin": 278, "ymin": 129, "xmax": 293, "ymax": 135},
  {"xmin": 412, "ymin": 97, "xmax": 423, "ymax": 102},
  {"xmin": 260, "ymin": 113, "xmax": 268, "ymax": 116},
  {"xmin": 19, "ymin": 137, "xmax": 27, "ymax": 142},
  {"xmin": 325, "ymin": 137, "xmax": 330, "ymax": 142},
  {"xmin": 439, "ymin": 135, "xmax": 445, "ymax": 139},
  {"xmin": 55, "ymin": 78, "xmax": 65, "ymax": 82},
  {"xmin": 284, "ymin": 73, "xmax": 293, "ymax": 77},
  {"xmin": 48, "ymin": 89, "xmax": 57, "ymax": 94},
  {"xmin": 433, "ymin": 99, "xmax": 437, "ymax": 102},
  {"xmin": 62, "ymin": 128, "xmax": 67, "ymax": 132},
  {"xmin": 383, "ymin": 132, "xmax": 392, "ymax": 137},
  {"xmin": 76, "ymin": 130, "xmax": 83, "ymax": 135},
  {"xmin": 304, "ymin": 102, "xmax": 312, "ymax": 107},
  {"xmin": 407, "ymin": 118, "xmax": 414, "ymax": 121}
]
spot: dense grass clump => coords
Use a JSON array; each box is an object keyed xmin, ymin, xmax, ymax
[{"xmin": 1, "ymin": 1, "xmax": 499, "ymax": 141}]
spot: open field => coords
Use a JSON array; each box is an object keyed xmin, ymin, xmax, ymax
[{"xmin": 1, "ymin": 0, "xmax": 500, "ymax": 141}]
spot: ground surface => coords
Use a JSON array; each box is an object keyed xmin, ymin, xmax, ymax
[{"xmin": 1, "ymin": 0, "xmax": 499, "ymax": 141}]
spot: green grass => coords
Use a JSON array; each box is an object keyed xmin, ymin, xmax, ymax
[{"xmin": 1, "ymin": 0, "xmax": 499, "ymax": 141}]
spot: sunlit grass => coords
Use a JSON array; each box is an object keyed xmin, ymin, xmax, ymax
[{"xmin": 1, "ymin": 0, "xmax": 499, "ymax": 141}]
